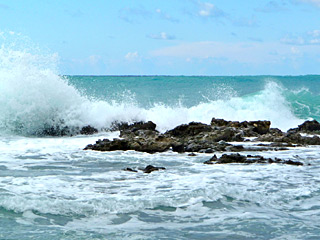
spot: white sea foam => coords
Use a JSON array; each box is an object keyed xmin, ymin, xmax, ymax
[{"xmin": 0, "ymin": 41, "xmax": 305, "ymax": 136}]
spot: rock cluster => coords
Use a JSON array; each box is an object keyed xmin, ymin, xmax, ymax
[
  {"xmin": 203, "ymin": 153, "xmax": 303, "ymax": 165},
  {"xmin": 84, "ymin": 118, "xmax": 320, "ymax": 153}
]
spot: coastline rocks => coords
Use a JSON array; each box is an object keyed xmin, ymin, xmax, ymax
[
  {"xmin": 40, "ymin": 124, "xmax": 98, "ymax": 136},
  {"xmin": 84, "ymin": 118, "xmax": 320, "ymax": 154},
  {"xmin": 204, "ymin": 153, "xmax": 303, "ymax": 165},
  {"xmin": 288, "ymin": 120, "xmax": 320, "ymax": 133},
  {"xmin": 257, "ymin": 131, "xmax": 320, "ymax": 145},
  {"xmin": 210, "ymin": 118, "xmax": 271, "ymax": 135}
]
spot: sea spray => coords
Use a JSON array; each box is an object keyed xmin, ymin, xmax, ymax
[
  {"xmin": 0, "ymin": 44, "xmax": 144, "ymax": 135},
  {"xmin": 0, "ymin": 36, "xmax": 308, "ymax": 135},
  {"xmin": 143, "ymin": 81, "xmax": 303, "ymax": 131}
]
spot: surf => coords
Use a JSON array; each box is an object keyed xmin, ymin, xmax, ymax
[{"xmin": 0, "ymin": 41, "xmax": 313, "ymax": 136}]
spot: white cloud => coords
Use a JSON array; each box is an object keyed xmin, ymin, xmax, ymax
[
  {"xmin": 148, "ymin": 32, "xmax": 175, "ymax": 40},
  {"xmin": 308, "ymin": 30, "xmax": 320, "ymax": 37},
  {"xmin": 125, "ymin": 52, "xmax": 140, "ymax": 61},
  {"xmin": 281, "ymin": 30, "xmax": 320, "ymax": 45},
  {"xmin": 197, "ymin": 2, "xmax": 225, "ymax": 18},
  {"xmin": 151, "ymin": 41, "xmax": 320, "ymax": 64},
  {"xmin": 199, "ymin": 2, "xmax": 214, "ymax": 16}
]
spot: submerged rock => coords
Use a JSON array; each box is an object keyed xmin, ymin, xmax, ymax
[
  {"xmin": 139, "ymin": 165, "xmax": 166, "ymax": 173},
  {"xmin": 123, "ymin": 165, "xmax": 166, "ymax": 173},
  {"xmin": 123, "ymin": 167, "xmax": 138, "ymax": 173},
  {"xmin": 203, "ymin": 153, "xmax": 303, "ymax": 165}
]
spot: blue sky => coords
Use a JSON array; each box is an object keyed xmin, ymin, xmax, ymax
[{"xmin": 1, "ymin": 0, "xmax": 320, "ymax": 75}]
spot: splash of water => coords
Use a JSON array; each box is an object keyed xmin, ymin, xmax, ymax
[{"xmin": 0, "ymin": 37, "xmax": 306, "ymax": 136}]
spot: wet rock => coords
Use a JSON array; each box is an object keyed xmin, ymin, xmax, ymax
[
  {"xmin": 283, "ymin": 160, "xmax": 304, "ymax": 166},
  {"xmin": 203, "ymin": 153, "xmax": 303, "ymax": 165},
  {"xmin": 203, "ymin": 154, "xmax": 218, "ymax": 164},
  {"xmin": 188, "ymin": 153, "xmax": 197, "ymax": 156},
  {"xmin": 165, "ymin": 122, "xmax": 212, "ymax": 137},
  {"xmin": 248, "ymin": 121, "xmax": 271, "ymax": 134},
  {"xmin": 298, "ymin": 120, "xmax": 320, "ymax": 132},
  {"xmin": 142, "ymin": 165, "xmax": 166, "ymax": 173},
  {"xmin": 210, "ymin": 118, "xmax": 271, "ymax": 135},
  {"xmin": 123, "ymin": 167, "xmax": 138, "ymax": 172},
  {"xmin": 85, "ymin": 118, "xmax": 320, "ymax": 154},
  {"xmin": 288, "ymin": 120, "xmax": 320, "ymax": 134},
  {"xmin": 80, "ymin": 125, "xmax": 98, "ymax": 135},
  {"xmin": 210, "ymin": 118, "xmax": 230, "ymax": 127},
  {"xmin": 110, "ymin": 121, "xmax": 157, "ymax": 132},
  {"xmin": 217, "ymin": 153, "xmax": 247, "ymax": 164}
]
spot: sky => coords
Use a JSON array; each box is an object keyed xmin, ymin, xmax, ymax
[{"xmin": 1, "ymin": 0, "xmax": 320, "ymax": 75}]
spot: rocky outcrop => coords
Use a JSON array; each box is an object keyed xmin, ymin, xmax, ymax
[
  {"xmin": 204, "ymin": 153, "xmax": 303, "ymax": 165},
  {"xmin": 210, "ymin": 118, "xmax": 271, "ymax": 135},
  {"xmin": 40, "ymin": 124, "xmax": 98, "ymax": 136},
  {"xmin": 84, "ymin": 119, "xmax": 320, "ymax": 155},
  {"xmin": 288, "ymin": 120, "xmax": 320, "ymax": 133}
]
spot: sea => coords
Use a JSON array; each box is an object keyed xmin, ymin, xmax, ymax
[{"xmin": 1, "ymin": 45, "xmax": 320, "ymax": 239}]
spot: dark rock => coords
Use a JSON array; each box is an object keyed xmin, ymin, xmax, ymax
[
  {"xmin": 210, "ymin": 118, "xmax": 230, "ymax": 127},
  {"xmin": 142, "ymin": 165, "xmax": 166, "ymax": 173},
  {"xmin": 217, "ymin": 153, "xmax": 247, "ymax": 164},
  {"xmin": 248, "ymin": 121, "xmax": 271, "ymax": 134},
  {"xmin": 123, "ymin": 121, "xmax": 156, "ymax": 132},
  {"xmin": 203, "ymin": 154, "xmax": 218, "ymax": 164},
  {"xmin": 188, "ymin": 153, "xmax": 197, "ymax": 156},
  {"xmin": 204, "ymin": 153, "xmax": 303, "ymax": 165},
  {"xmin": 171, "ymin": 142, "xmax": 185, "ymax": 153},
  {"xmin": 298, "ymin": 120, "xmax": 320, "ymax": 132},
  {"xmin": 123, "ymin": 167, "xmax": 138, "ymax": 172},
  {"xmin": 165, "ymin": 122, "xmax": 212, "ymax": 137},
  {"xmin": 80, "ymin": 125, "xmax": 98, "ymax": 135},
  {"xmin": 283, "ymin": 160, "xmax": 304, "ymax": 166},
  {"xmin": 226, "ymin": 145, "xmax": 245, "ymax": 152},
  {"xmin": 84, "ymin": 138, "xmax": 130, "ymax": 151},
  {"xmin": 210, "ymin": 118, "xmax": 271, "ymax": 135}
]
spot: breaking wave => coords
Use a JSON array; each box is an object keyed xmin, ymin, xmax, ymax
[{"xmin": 0, "ymin": 43, "xmax": 313, "ymax": 136}]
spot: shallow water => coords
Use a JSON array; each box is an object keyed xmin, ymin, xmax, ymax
[{"xmin": 1, "ymin": 133, "xmax": 320, "ymax": 239}]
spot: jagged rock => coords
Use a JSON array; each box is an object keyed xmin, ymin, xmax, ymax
[
  {"xmin": 85, "ymin": 118, "xmax": 320, "ymax": 154},
  {"xmin": 210, "ymin": 118, "xmax": 271, "ymax": 135},
  {"xmin": 80, "ymin": 125, "xmax": 98, "ymax": 135},
  {"xmin": 218, "ymin": 153, "xmax": 247, "ymax": 164},
  {"xmin": 248, "ymin": 121, "xmax": 271, "ymax": 134},
  {"xmin": 165, "ymin": 122, "xmax": 212, "ymax": 137},
  {"xmin": 210, "ymin": 118, "xmax": 230, "ymax": 127},
  {"xmin": 203, "ymin": 154, "xmax": 218, "ymax": 164},
  {"xmin": 298, "ymin": 120, "xmax": 320, "ymax": 132},
  {"xmin": 288, "ymin": 120, "xmax": 320, "ymax": 133}
]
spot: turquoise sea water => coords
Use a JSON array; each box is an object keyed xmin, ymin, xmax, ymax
[{"xmin": 1, "ymin": 46, "xmax": 320, "ymax": 239}]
